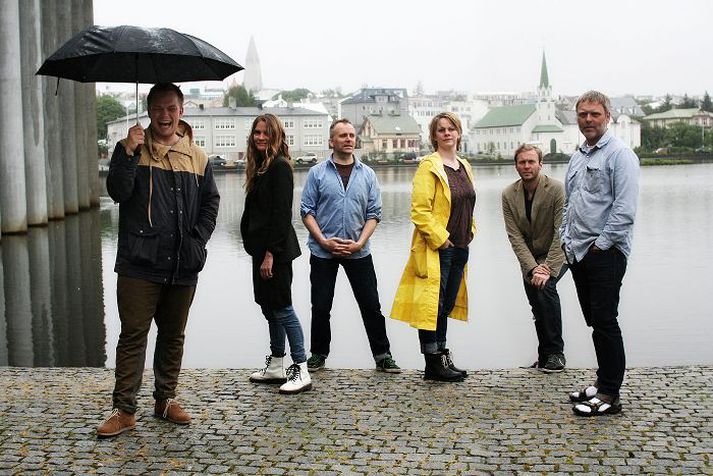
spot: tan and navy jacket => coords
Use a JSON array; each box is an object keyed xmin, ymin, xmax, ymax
[{"xmin": 107, "ymin": 120, "xmax": 220, "ymax": 286}]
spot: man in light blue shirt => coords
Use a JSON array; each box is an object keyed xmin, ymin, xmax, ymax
[
  {"xmin": 561, "ymin": 91, "xmax": 639, "ymax": 417},
  {"xmin": 300, "ymin": 119, "xmax": 400, "ymax": 374}
]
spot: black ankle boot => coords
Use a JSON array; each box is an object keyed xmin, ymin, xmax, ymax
[
  {"xmin": 442, "ymin": 349, "xmax": 467, "ymax": 378},
  {"xmin": 424, "ymin": 353, "xmax": 464, "ymax": 382}
]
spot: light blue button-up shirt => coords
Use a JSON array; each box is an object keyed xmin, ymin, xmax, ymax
[
  {"xmin": 300, "ymin": 155, "xmax": 382, "ymax": 259},
  {"xmin": 560, "ymin": 131, "xmax": 639, "ymax": 262}
]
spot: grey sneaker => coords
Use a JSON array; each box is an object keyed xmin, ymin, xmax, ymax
[
  {"xmin": 541, "ymin": 354, "xmax": 566, "ymax": 373},
  {"xmin": 306, "ymin": 354, "xmax": 326, "ymax": 371},
  {"xmin": 375, "ymin": 356, "xmax": 402, "ymax": 374}
]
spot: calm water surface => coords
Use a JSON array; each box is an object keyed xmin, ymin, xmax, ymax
[{"xmin": 1, "ymin": 163, "xmax": 712, "ymax": 369}]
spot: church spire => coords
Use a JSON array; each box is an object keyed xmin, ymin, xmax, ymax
[
  {"xmin": 539, "ymin": 51, "xmax": 549, "ymax": 89},
  {"xmin": 243, "ymin": 36, "xmax": 263, "ymax": 93}
]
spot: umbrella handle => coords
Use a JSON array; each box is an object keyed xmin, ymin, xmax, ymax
[{"xmin": 135, "ymin": 81, "xmax": 139, "ymax": 124}]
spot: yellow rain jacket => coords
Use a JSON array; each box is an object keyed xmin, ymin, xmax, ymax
[{"xmin": 390, "ymin": 152, "xmax": 476, "ymax": 330}]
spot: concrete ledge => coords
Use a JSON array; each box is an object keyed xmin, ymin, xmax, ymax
[{"xmin": 1, "ymin": 366, "xmax": 712, "ymax": 474}]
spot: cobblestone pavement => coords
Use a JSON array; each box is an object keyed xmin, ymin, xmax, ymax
[{"xmin": 1, "ymin": 366, "xmax": 711, "ymax": 475}]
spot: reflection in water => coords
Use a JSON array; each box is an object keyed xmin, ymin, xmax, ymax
[
  {"xmin": 0, "ymin": 211, "xmax": 106, "ymax": 367},
  {"xmin": 6, "ymin": 164, "xmax": 713, "ymax": 369},
  {"xmin": 98, "ymin": 164, "xmax": 713, "ymax": 370}
]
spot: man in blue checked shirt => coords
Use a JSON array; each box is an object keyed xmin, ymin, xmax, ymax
[
  {"xmin": 300, "ymin": 119, "xmax": 401, "ymax": 374},
  {"xmin": 561, "ymin": 91, "xmax": 639, "ymax": 418}
]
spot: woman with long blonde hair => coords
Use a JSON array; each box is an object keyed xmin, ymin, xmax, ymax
[{"xmin": 240, "ymin": 114, "xmax": 311, "ymax": 394}]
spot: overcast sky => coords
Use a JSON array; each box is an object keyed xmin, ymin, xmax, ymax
[{"xmin": 94, "ymin": 0, "xmax": 712, "ymax": 98}]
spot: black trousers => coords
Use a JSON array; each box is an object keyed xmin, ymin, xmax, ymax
[
  {"xmin": 523, "ymin": 266, "xmax": 567, "ymax": 363},
  {"xmin": 570, "ymin": 248, "xmax": 627, "ymax": 398},
  {"xmin": 309, "ymin": 254, "xmax": 391, "ymax": 360}
]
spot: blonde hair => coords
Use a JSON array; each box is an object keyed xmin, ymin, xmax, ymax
[
  {"xmin": 429, "ymin": 112, "xmax": 462, "ymax": 151},
  {"xmin": 245, "ymin": 114, "xmax": 291, "ymax": 192}
]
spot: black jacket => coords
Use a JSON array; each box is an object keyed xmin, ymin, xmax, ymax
[
  {"xmin": 107, "ymin": 121, "xmax": 220, "ymax": 285},
  {"xmin": 240, "ymin": 156, "xmax": 301, "ymax": 263}
]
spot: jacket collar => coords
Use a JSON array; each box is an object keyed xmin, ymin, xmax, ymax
[{"xmin": 145, "ymin": 120, "xmax": 194, "ymax": 161}]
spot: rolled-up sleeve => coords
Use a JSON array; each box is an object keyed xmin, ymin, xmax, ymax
[
  {"xmin": 365, "ymin": 169, "xmax": 382, "ymax": 222},
  {"xmin": 300, "ymin": 167, "xmax": 318, "ymax": 218}
]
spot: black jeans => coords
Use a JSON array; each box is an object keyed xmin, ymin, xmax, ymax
[
  {"xmin": 570, "ymin": 248, "xmax": 627, "ymax": 398},
  {"xmin": 113, "ymin": 276, "xmax": 196, "ymax": 414},
  {"xmin": 309, "ymin": 254, "xmax": 391, "ymax": 361},
  {"xmin": 523, "ymin": 266, "xmax": 567, "ymax": 363},
  {"xmin": 419, "ymin": 246, "xmax": 469, "ymax": 354}
]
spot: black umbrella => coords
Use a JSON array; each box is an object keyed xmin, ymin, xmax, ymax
[{"xmin": 37, "ymin": 24, "xmax": 243, "ymax": 119}]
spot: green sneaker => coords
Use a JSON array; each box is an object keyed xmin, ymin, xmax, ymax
[
  {"xmin": 306, "ymin": 354, "xmax": 326, "ymax": 371},
  {"xmin": 376, "ymin": 356, "xmax": 401, "ymax": 374}
]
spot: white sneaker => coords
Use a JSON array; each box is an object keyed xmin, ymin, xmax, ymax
[
  {"xmin": 250, "ymin": 355, "xmax": 286, "ymax": 384},
  {"xmin": 279, "ymin": 362, "xmax": 312, "ymax": 394}
]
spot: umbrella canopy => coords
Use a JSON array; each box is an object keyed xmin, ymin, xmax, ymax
[{"xmin": 37, "ymin": 24, "xmax": 243, "ymax": 84}]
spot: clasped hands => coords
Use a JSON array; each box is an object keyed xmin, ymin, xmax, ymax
[
  {"xmin": 322, "ymin": 237, "xmax": 363, "ymax": 257},
  {"xmin": 530, "ymin": 263, "xmax": 551, "ymax": 289}
]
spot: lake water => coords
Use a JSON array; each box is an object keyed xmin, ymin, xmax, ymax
[{"xmin": 1, "ymin": 163, "xmax": 712, "ymax": 370}]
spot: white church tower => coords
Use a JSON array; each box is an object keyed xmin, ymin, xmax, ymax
[
  {"xmin": 536, "ymin": 52, "xmax": 556, "ymax": 123},
  {"xmin": 243, "ymin": 36, "xmax": 263, "ymax": 93}
]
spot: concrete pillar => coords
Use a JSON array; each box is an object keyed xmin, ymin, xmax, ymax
[
  {"xmin": 56, "ymin": 2, "xmax": 79, "ymax": 214},
  {"xmin": 48, "ymin": 220, "xmax": 69, "ymax": 364},
  {"xmin": 28, "ymin": 227, "xmax": 54, "ymax": 366},
  {"xmin": 65, "ymin": 214, "xmax": 86, "ymax": 364},
  {"xmin": 79, "ymin": 209, "xmax": 105, "ymax": 366},
  {"xmin": 71, "ymin": 0, "xmax": 90, "ymax": 210},
  {"xmin": 0, "ymin": 252, "xmax": 7, "ymax": 365},
  {"xmin": 20, "ymin": 0, "xmax": 49, "ymax": 226},
  {"xmin": 2, "ymin": 236, "xmax": 34, "ymax": 366},
  {"xmin": 41, "ymin": 0, "xmax": 65, "ymax": 219},
  {"xmin": 83, "ymin": 0, "xmax": 101, "ymax": 207},
  {"xmin": 0, "ymin": 0, "xmax": 29, "ymax": 233}
]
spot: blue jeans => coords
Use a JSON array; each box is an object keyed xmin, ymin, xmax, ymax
[
  {"xmin": 569, "ymin": 248, "xmax": 627, "ymax": 398},
  {"xmin": 523, "ymin": 265, "xmax": 567, "ymax": 363},
  {"xmin": 309, "ymin": 254, "xmax": 391, "ymax": 361},
  {"xmin": 261, "ymin": 305, "xmax": 306, "ymax": 364},
  {"xmin": 419, "ymin": 246, "xmax": 469, "ymax": 354}
]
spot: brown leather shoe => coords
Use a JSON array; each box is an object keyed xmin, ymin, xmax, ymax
[
  {"xmin": 154, "ymin": 398, "xmax": 191, "ymax": 425},
  {"xmin": 96, "ymin": 409, "xmax": 136, "ymax": 438}
]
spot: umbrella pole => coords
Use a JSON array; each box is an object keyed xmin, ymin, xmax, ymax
[{"xmin": 135, "ymin": 81, "xmax": 139, "ymax": 124}]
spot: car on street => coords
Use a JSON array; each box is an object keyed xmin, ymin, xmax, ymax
[
  {"xmin": 209, "ymin": 155, "xmax": 227, "ymax": 167},
  {"xmin": 295, "ymin": 153, "xmax": 319, "ymax": 165}
]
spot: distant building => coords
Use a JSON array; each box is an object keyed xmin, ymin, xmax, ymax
[
  {"xmin": 409, "ymin": 92, "xmax": 488, "ymax": 152},
  {"xmin": 610, "ymin": 96, "xmax": 645, "ymax": 117},
  {"xmin": 339, "ymin": 88, "xmax": 409, "ymax": 132},
  {"xmin": 471, "ymin": 52, "xmax": 640, "ymax": 156},
  {"xmin": 358, "ymin": 114, "xmax": 421, "ymax": 155},
  {"xmin": 643, "ymin": 108, "xmax": 713, "ymax": 129},
  {"xmin": 106, "ymin": 106, "xmax": 330, "ymax": 160},
  {"xmin": 243, "ymin": 36, "xmax": 263, "ymax": 93}
]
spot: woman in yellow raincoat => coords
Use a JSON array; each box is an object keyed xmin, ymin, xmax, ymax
[{"xmin": 391, "ymin": 112, "xmax": 476, "ymax": 382}]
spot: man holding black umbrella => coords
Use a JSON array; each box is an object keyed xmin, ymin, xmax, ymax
[{"xmin": 98, "ymin": 83, "xmax": 219, "ymax": 437}]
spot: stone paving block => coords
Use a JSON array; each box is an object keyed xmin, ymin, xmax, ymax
[{"xmin": 2, "ymin": 366, "xmax": 713, "ymax": 475}]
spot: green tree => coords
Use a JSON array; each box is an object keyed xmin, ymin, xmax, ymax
[
  {"xmin": 701, "ymin": 91, "xmax": 712, "ymax": 112},
  {"xmin": 665, "ymin": 122, "xmax": 701, "ymax": 148},
  {"xmin": 320, "ymin": 87, "xmax": 343, "ymax": 98},
  {"xmin": 680, "ymin": 94, "xmax": 698, "ymax": 109},
  {"xmin": 223, "ymin": 85, "xmax": 257, "ymax": 107},
  {"xmin": 281, "ymin": 88, "xmax": 311, "ymax": 102},
  {"xmin": 96, "ymin": 94, "xmax": 127, "ymax": 140},
  {"xmin": 655, "ymin": 94, "xmax": 673, "ymax": 113},
  {"xmin": 640, "ymin": 122, "xmax": 667, "ymax": 150}
]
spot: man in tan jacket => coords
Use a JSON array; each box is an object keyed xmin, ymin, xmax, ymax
[{"xmin": 502, "ymin": 144, "xmax": 566, "ymax": 373}]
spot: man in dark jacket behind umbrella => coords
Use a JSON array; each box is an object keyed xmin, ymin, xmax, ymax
[{"xmin": 98, "ymin": 83, "xmax": 220, "ymax": 438}]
